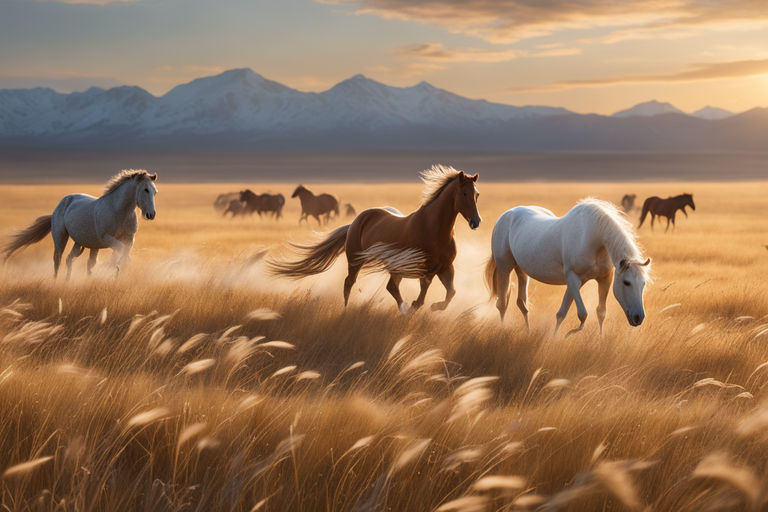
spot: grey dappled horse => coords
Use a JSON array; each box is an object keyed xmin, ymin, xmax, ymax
[{"xmin": 3, "ymin": 169, "xmax": 158, "ymax": 279}]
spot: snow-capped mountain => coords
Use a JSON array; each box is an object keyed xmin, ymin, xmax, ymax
[
  {"xmin": 690, "ymin": 106, "xmax": 733, "ymax": 120},
  {"xmin": 612, "ymin": 100, "xmax": 685, "ymax": 117},
  {"xmin": 0, "ymin": 68, "xmax": 573, "ymax": 138}
]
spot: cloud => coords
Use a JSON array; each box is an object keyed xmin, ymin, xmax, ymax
[
  {"xmin": 319, "ymin": 0, "xmax": 768, "ymax": 44},
  {"xmin": 395, "ymin": 42, "xmax": 518, "ymax": 62},
  {"xmin": 41, "ymin": 0, "xmax": 136, "ymax": 4},
  {"xmin": 510, "ymin": 58, "xmax": 768, "ymax": 91}
]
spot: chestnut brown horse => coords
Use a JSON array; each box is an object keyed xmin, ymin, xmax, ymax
[
  {"xmin": 240, "ymin": 190, "xmax": 285, "ymax": 219},
  {"xmin": 270, "ymin": 165, "xmax": 481, "ymax": 313},
  {"xmin": 638, "ymin": 193, "xmax": 695, "ymax": 232},
  {"xmin": 291, "ymin": 185, "xmax": 339, "ymax": 225}
]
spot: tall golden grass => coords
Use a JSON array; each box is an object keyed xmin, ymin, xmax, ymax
[{"xmin": 0, "ymin": 181, "xmax": 767, "ymax": 511}]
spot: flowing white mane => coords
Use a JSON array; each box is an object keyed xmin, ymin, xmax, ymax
[
  {"xmin": 103, "ymin": 169, "xmax": 154, "ymax": 196},
  {"xmin": 575, "ymin": 198, "xmax": 651, "ymax": 279},
  {"xmin": 419, "ymin": 165, "xmax": 462, "ymax": 205}
]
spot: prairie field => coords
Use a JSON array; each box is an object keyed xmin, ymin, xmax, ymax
[{"xmin": 1, "ymin": 180, "xmax": 768, "ymax": 511}]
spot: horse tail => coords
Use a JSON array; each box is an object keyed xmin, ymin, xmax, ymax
[
  {"xmin": 268, "ymin": 224, "xmax": 350, "ymax": 278},
  {"xmin": 3, "ymin": 215, "xmax": 52, "ymax": 261},
  {"xmin": 638, "ymin": 199, "xmax": 652, "ymax": 228},
  {"xmin": 484, "ymin": 256, "xmax": 498, "ymax": 299}
]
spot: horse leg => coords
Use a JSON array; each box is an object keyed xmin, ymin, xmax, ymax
[
  {"xmin": 51, "ymin": 223, "xmax": 69, "ymax": 279},
  {"xmin": 515, "ymin": 268, "xmax": 531, "ymax": 331},
  {"xmin": 103, "ymin": 234, "xmax": 130, "ymax": 278},
  {"xmin": 313, "ymin": 214, "xmax": 322, "ymax": 226},
  {"xmin": 664, "ymin": 216, "xmax": 671, "ymax": 233},
  {"xmin": 554, "ymin": 289, "xmax": 573, "ymax": 336},
  {"xmin": 343, "ymin": 264, "xmax": 361, "ymax": 306},
  {"xmin": 411, "ymin": 274, "xmax": 434, "ymax": 310},
  {"xmin": 596, "ymin": 274, "xmax": 610, "ymax": 335},
  {"xmin": 431, "ymin": 265, "xmax": 456, "ymax": 311},
  {"xmin": 87, "ymin": 249, "xmax": 99, "ymax": 276},
  {"xmin": 494, "ymin": 261, "xmax": 512, "ymax": 322},
  {"xmin": 650, "ymin": 214, "xmax": 655, "ymax": 230},
  {"xmin": 385, "ymin": 275, "xmax": 408, "ymax": 314},
  {"xmin": 564, "ymin": 270, "xmax": 588, "ymax": 337},
  {"xmin": 65, "ymin": 244, "xmax": 85, "ymax": 281}
]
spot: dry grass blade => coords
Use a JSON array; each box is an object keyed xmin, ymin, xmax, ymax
[
  {"xmin": 271, "ymin": 365, "xmax": 297, "ymax": 378},
  {"xmin": 99, "ymin": 307, "xmax": 107, "ymax": 325},
  {"xmin": 179, "ymin": 358, "xmax": 216, "ymax": 376},
  {"xmin": 177, "ymin": 422, "xmax": 207, "ymax": 449},
  {"xmin": 692, "ymin": 452, "xmax": 761, "ymax": 507},
  {"xmin": 436, "ymin": 495, "xmax": 489, "ymax": 512},
  {"xmin": 472, "ymin": 475, "xmax": 526, "ymax": 492},
  {"xmin": 386, "ymin": 335, "xmax": 411, "ymax": 362},
  {"xmin": 543, "ymin": 378, "xmax": 571, "ymax": 390},
  {"xmin": 126, "ymin": 407, "xmax": 172, "ymax": 429},
  {"xmin": 391, "ymin": 438, "xmax": 431, "ymax": 474},
  {"xmin": 442, "ymin": 447, "xmax": 484, "ymax": 472},
  {"xmin": 296, "ymin": 370, "xmax": 321, "ymax": 382},
  {"xmin": 259, "ymin": 340, "xmax": 295, "ymax": 350},
  {"xmin": 177, "ymin": 333, "xmax": 207, "ymax": 354},
  {"xmin": 3, "ymin": 456, "xmax": 54, "ymax": 478},
  {"xmin": 245, "ymin": 308, "xmax": 281, "ymax": 321},
  {"xmin": 593, "ymin": 460, "xmax": 644, "ymax": 511}
]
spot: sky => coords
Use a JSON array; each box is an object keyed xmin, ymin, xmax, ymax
[{"xmin": 0, "ymin": 0, "xmax": 767, "ymax": 114}]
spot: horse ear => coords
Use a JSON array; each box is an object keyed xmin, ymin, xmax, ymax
[
  {"xmin": 149, "ymin": 172, "xmax": 158, "ymax": 181},
  {"xmin": 641, "ymin": 258, "xmax": 651, "ymax": 266},
  {"xmin": 471, "ymin": 173, "xmax": 478, "ymax": 182}
]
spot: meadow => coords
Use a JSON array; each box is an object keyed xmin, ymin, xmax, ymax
[{"xmin": 0, "ymin": 179, "xmax": 767, "ymax": 511}]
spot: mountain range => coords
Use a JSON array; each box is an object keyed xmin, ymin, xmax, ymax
[{"xmin": 0, "ymin": 68, "xmax": 765, "ymax": 151}]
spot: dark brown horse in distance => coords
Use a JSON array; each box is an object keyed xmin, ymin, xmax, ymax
[
  {"xmin": 270, "ymin": 165, "xmax": 481, "ymax": 313},
  {"xmin": 291, "ymin": 185, "xmax": 339, "ymax": 225},
  {"xmin": 240, "ymin": 190, "xmax": 285, "ymax": 219},
  {"xmin": 345, "ymin": 203, "xmax": 356, "ymax": 217},
  {"xmin": 620, "ymin": 194, "xmax": 636, "ymax": 213},
  {"xmin": 639, "ymin": 193, "xmax": 695, "ymax": 231}
]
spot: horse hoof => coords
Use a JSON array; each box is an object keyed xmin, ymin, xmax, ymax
[{"xmin": 399, "ymin": 302, "xmax": 410, "ymax": 315}]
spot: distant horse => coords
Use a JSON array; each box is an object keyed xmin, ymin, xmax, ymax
[
  {"xmin": 620, "ymin": 194, "xmax": 636, "ymax": 213},
  {"xmin": 270, "ymin": 166, "xmax": 481, "ymax": 313},
  {"xmin": 638, "ymin": 193, "xmax": 695, "ymax": 231},
  {"xmin": 223, "ymin": 199, "xmax": 247, "ymax": 217},
  {"xmin": 3, "ymin": 169, "xmax": 158, "ymax": 279},
  {"xmin": 214, "ymin": 192, "xmax": 240, "ymax": 213},
  {"xmin": 485, "ymin": 198, "xmax": 650, "ymax": 335},
  {"xmin": 240, "ymin": 190, "xmax": 285, "ymax": 219},
  {"xmin": 345, "ymin": 203, "xmax": 357, "ymax": 217},
  {"xmin": 291, "ymin": 185, "xmax": 339, "ymax": 225}
]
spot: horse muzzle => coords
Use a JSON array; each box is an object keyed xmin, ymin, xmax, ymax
[
  {"xmin": 468, "ymin": 216, "xmax": 481, "ymax": 230},
  {"xmin": 144, "ymin": 212, "xmax": 156, "ymax": 220},
  {"xmin": 627, "ymin": 311, "xmax": 645, "ymax": 326}
]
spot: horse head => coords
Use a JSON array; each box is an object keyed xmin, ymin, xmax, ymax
[
  {"xmin": 291, "ymin": 185, "xmax": 307, "ymax": 198},
  {"xmin": 455, "ymin": 172, "xmax": 481, "ymax": 230},
  {"xmin": 136, "ymin": 172, "xmax": 158, "ymax": 220},
  {"xmin": 614, "ymin": 257, "xmax": 651, "ymax": 326},
  {"xmin": 683, "ymin": 193, "xmax": 695, "ymax": 211}
]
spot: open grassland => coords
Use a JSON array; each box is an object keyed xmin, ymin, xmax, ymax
[{"xmin": 0, "ymin": 181, "xmax": 767, "ymax": 511}]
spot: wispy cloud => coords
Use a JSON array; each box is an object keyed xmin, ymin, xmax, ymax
[
  {"xmin": 510, "ymin": 58, "xmax": 768, "ymax": 92},
  {"xmin": 395, "ymin": 42, "xmax": 518, "ymax": 63},
  {"xmin": 319, "ymin": 0, "xmax": 768, "ymax": 44}
]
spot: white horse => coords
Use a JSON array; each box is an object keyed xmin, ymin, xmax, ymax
[
  {"xmin": 485, "ymin": 198, "xmax": 651, "ymax": 335},
  {"xmin": 3, "ymin": 169, "xmax": 158, "ymax": 279}
]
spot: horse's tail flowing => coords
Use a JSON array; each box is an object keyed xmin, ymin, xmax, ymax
[
  {"xmin": 638, "ymin": 199, "xmax": 652, "ymax": 228},
  {"xmin": 268, "ymin": 224, "xmax": 349, "ymax": 278},
  {"xmin": 3, "ymin": 215, "xmax": 52, "ymax": 261},
  {"xmin": 484, "ymin": 256, "xmax": 498, "ymax": 299}
]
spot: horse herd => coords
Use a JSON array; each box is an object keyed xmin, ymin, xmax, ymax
[
  {"xmin": 2, "ymin": 166, "xmax": 708, "ymax": 335},
  {"xmin": 214, "ymin": 185, "xmax": 356, "ymax": 225}
]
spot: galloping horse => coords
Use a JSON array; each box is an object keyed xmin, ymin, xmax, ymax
[
  {"xmin": 485, "ymin": 198, "xmax": 650, "ymax": 335},
  {"xmin": 214, "ymin": 192, "xmax": 240, "ymax": 213},
  {"xmin": 638, "ymin": 193, "xmax": 695, "ymax": 231},
  {"xmin": 240, "ymin": 190, "xmax": 285, "ymax": 219},
  {"xmin": 345, "ymin": 203, "xmax": 357, "ymax": 217},
  {"xmin": 270, "ymin": 166, "xmax": 481, "ymax": 313},
  {"xmin": 291, "ymin": 185, "xmax": 339, "ymax": 225},
  {"xmin": 3, "ymin": 169, "xmax": 158, "ymax": 279}
]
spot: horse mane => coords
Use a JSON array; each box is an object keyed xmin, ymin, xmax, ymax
[
  {"xmin": 576, "ymin": 198, "xmax": 651, "ymax": 280},
  {"xmin": 420, "ymin": 165, "xmax": 462, "ymax": 205},
  {"xmin": 103, "ymin": 169, "xmax": 153, "ymax": 196}
]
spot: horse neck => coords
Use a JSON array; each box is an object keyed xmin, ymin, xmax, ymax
[
  {"xmin": 593, "ymin": 213, "xmax": 639, "ymax": 268},
  {"xmin": 415, "ymin": 181, "xmax": 459, "ymax": 239},
  {"xmin": 106, "ymin": 180, "xmax": 137, "ymax": 213}
]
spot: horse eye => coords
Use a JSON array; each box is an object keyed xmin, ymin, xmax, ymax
[{"xmin": 623, "ymin": 280, "xmax": 631, "ymax": 286}]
